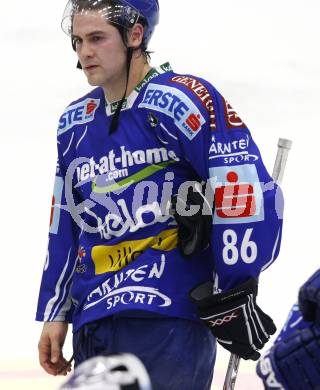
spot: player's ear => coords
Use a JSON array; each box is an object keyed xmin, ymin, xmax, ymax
[{"xmin": 128, "ymin": 23, "xmax": 144, "ymax": 49}]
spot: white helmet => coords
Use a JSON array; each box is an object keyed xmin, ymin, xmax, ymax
[
  {"xmin": 61, "ymin": 0, "xmax": 159, "ymax": 46},
  {"xmin": 59, "ymin": 353, "xmax": 153, "ymax": 390}
]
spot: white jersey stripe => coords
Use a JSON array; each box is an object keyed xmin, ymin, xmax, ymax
[
  {"xmin": 49, "ymin": 253, "xmax": 78, "ymax": 321},
  {"xmin": 43, "ymin": 247, "xmax": 72, "ymax": 321}
]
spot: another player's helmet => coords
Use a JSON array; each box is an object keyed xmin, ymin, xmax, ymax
[
  {"xmin": 59, "ymin": 353, "xmax": 153, "ymax": 390},
  {"xmin": 61, "ymin": 0, "xmax": 159, "ymax": 46}
]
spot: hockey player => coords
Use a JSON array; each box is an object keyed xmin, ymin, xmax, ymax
[
  {"xmin": 256, "ymin": 269, "xmax": 320, "ymax": 389},
  {"xmin": 36, "ymin": 1, "xmax": 284, "ymax": 389}
]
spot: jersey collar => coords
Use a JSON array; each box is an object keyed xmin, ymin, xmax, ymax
[{"xmin": 105, "ymin": 62, "xmax": 173, "ymax": 117}]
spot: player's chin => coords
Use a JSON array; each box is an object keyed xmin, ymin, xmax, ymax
[
  {"xmin": 85, "ymin": 76, "xmax": 100, "ymax": 87},
  {"xmin": 84, "ymin": 73, "xmax": 102, "ymax": 87}
]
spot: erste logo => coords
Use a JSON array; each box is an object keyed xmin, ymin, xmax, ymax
[
  {"xmin": 138, "ymin": 83, "xmax": 205, "ymax": 140},
  {"xmin": 58, "ymin": 98, "xmax": 100, "ymax": 135}
]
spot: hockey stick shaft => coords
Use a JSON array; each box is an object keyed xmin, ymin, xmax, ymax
[
  {"xmin": 222, "ymin": 138, "xmax": 292, "ymax": 390},
  {"xmin": 272, "ymin": 138, "xmax": 292, "ymax": 185},
  {"xmin": 222, "ymin": 354, "xmax": 241, "ymax": 390}
]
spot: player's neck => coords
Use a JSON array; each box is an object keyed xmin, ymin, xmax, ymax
[{"xmin": 103, "ymin": 55, "xmax": 151, "ymax": 103}]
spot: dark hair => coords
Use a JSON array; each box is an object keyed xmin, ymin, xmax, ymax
[
  {"xmin": 114, "ymin": 15, "xmax": 152, "ymax": 62},
  {"xmin": 73, "ymin": 0, "xmax": 152, "ymax": 62}
]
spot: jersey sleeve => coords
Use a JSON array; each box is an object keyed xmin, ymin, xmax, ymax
[
  {"xmin": 35, "ymin": 136, "xmax": 80, "ymax": 322},
  {"xmin": 145, "ymin": 76, "xmax": 284, "ymax": 291}
]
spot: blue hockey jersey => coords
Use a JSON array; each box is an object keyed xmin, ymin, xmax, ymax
[{"xmin": 36, "ymin": 62, "xmax": 284, "ymax": 332}]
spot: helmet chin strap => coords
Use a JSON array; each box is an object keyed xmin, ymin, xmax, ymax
[
  {"xmin": 109, "ymin": 46, "xmax": 133, "ymax": 135},
  {"xmin": 71, "ymin": 37, "xmax": 83, "ymax": 69}
]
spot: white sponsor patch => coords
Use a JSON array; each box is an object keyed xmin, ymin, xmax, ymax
[
  {"xmin": 49, "ymin": 176, "xmax": 64, "ymax": 234},
  {"xmin": 138, "ymin": 83, "xmax": 205, "ymax": 140},
  {"xmin": 58, "ymin": 98, "xmax": 100, "ymax": 135},
  {"xmin": 209, "ymin": 164, "xmax": 264, "ymax": 224}
]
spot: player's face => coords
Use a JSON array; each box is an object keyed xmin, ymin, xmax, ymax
[{"xmin": 72, "ymin": 13, "xmax": 127, "ymax": 89}]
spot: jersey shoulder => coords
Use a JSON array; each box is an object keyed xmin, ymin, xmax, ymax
[
  {"xmin": 150, "ymin": 71, "xmax": 217, "ymax": 94},
  {"xmin": 57, "ymin": 87, "xmax": 104, "ymax": 137},
  {"xmin": 137, "ymin": 71, "xmax": 218, "ymax": 138},
  {"xmin": 140, "ymin": 71, "xmax": 248, "ymax": 135},
  {"xmin": 141, "ymin": 71, "xmax": 218, "ymax": 114}
]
